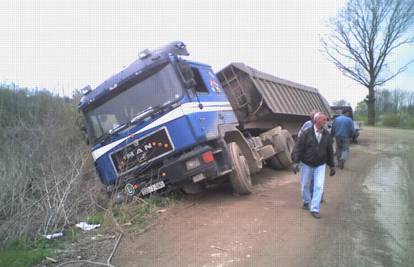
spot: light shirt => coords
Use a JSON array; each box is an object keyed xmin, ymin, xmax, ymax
[{"xmin": 314, "ymin": 125, "xmax": 323, "ymax": 143}]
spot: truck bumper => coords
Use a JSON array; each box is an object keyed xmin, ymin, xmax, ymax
[
  {"xmin": 159, "ymin": 146, "xmax": 226, "ymax": 186},
  {"xmin": 124, "ymin": 144, "xmax": 231, "ymax": 195}
]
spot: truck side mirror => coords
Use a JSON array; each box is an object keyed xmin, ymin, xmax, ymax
[
  {"xmin": 76, "ymin": 116, "xmax": 90, "ymax": 145},
  {"xmin": 80, "ymin": 125, "xmax": 89, "ymax": 145},
  {"xmin": 177, "ymin": 59, "xmax": 196, "ymax": 88}
]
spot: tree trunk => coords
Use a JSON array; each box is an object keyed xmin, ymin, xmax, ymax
[{"xmin": 367, "ymin": 86, "xmax": 376, "ymax": 126}]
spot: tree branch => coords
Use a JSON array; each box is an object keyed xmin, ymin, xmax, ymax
[
  {"xmin": 321, "ymin": 0, "xmax": 414, "ymax": 91},
  {"xmin": 375, "ymin": 58, "xmax": 414, "ymax": 86}
]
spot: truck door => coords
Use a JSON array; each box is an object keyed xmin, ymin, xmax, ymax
[{"xmin": 186, "ymin": 65, "xmax": 237, "ymax": 140}]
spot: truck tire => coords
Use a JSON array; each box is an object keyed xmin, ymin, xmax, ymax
[
  {"xmin": 228, "ymin": 142, "xmax": 253, "ymax": 195},
  {"xmin": 268, "ymin": 129, "xmax": 294, "ymax": 170}
]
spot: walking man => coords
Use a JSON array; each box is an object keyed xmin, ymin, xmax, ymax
[
  {"xmin": 292, "ymin": 113, "xmax": 335, "ymax": 219},
  {"xmin": 296, "ymin": 110, "xmax": 324, "ymax": 202},
  {"xmin": 331, "ymin": 109, "xmax": 355, "ymax": 169}
]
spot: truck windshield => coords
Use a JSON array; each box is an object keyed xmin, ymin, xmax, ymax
[{"xmin": 85, "ymin": 63, "xmax": 183, "ymax": 144}]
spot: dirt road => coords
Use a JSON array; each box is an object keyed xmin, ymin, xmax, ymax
[{"xmin": 112, "ymin": 127, "xmax": 414, "ymax": 267}]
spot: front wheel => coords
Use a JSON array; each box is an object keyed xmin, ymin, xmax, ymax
[{"xmin": 228, "ymin": 142, "xmax": 253, "ymax": 195}]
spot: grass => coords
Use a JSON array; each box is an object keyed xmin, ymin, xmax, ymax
[
  {"xmin": 0, "ymin": 249, "xmax": 48, "ymax": 267},
  {"xmin": 86, "ymin": 212, "xmax": 106, "ymax": 225},
  {"xmin": 0, "ymin": 192, "xmax": 181, "ymax": 267},
  {"xmin": 101, "ymin": 194, "xmax": 178, "ymax": 230},
  {"xmin": 0, "ymin": 237, "xmax": 52, "ymax": 267},
  {"xmin": 83, "ymin": 191, "xmax": 183, "ymax": 232}
]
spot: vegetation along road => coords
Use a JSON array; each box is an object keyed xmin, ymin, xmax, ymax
[{"xmin": 110, "ymin": 126, "xmax": 414, "ymax": 267}]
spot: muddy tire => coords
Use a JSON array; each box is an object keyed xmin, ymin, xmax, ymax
[
  {"xmin": 228, "ymin": 142, "xmax": 253, "ymax": 195},
  {"xmin": 268, "ymin": 129, "xmax": 295, "ymax": 170}
]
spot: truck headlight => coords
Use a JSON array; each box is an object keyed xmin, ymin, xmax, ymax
[{"xmin": 185, "ymin": 158, "xmax": 200, "ymax": 170}]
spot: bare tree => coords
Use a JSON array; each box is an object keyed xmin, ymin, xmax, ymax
[{"xmin": 321, "ymin": 0, "xmax": 414, "ymax": 125}]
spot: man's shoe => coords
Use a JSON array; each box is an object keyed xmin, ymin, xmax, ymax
[
  {"xmin": 302, "ymin": 203, "xmax": 309, "ymax": 210},
  {"xmin": 310, "ymin": 211, "xmax": 321, "ymax": 219}
]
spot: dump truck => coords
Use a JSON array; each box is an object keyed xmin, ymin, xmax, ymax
[{"xmin": 79, "ymin": 41, "xmax": 332, "ymax": 196}]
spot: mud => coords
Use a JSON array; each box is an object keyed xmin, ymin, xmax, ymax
[
  {"xmin": 362, "ymin": 142, "xmax": 414, "ymax": 266},
  {"xmin": 111, "ymin": 127, "xmax": 414, "ymax": 267},
  {"xmin": 315, "ymin": 128, "xmax": 414, "ymax": 267}
]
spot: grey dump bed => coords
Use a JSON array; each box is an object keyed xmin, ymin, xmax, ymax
[{"xmin": 217, "ymin": 63, "xmax": 332, "ymax": 134}]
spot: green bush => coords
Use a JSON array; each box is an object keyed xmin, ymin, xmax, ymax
[
  {"xmin": 379, "ymin": 112, "xmax": 414, "ymax": 129},
  {"xmin": 354, "ymin": 114, "xmax": 368, "ymax": 124},
  {"xmin": 399, "ymin": 113, "xmax": 414, "ymax": 129},
  {"xmin": 408, "ymin": 119, "xmax": 414, "ymax": 129},
  {"xmin": 381, "ymin": 113, "xmax": 401, "ymax": 127}
]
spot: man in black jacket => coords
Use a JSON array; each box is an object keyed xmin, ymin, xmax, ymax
[{"xmin": 292, "ymin": 112, "xmax": 335, "ymax": 219}]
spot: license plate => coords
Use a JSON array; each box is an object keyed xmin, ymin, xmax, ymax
[{"xmin": 141, "ymin": 181, "xmax": 165, "ymax": 195}]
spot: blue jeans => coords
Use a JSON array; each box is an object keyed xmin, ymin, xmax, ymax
[
  {"xmin": 300, "ymin": 163, "xmax": 326, "ymax": 213},
  {"xmin": 335, "ymin": 137, "xmax": 350, "ymax": 162}
]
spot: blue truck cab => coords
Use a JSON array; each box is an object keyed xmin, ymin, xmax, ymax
[{"xmin": 79, "ymin": 42, "xmax": 240, "ymax": 195}]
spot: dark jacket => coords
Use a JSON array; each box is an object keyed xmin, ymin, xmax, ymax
[{"xmin": 292, "ymin": 126, "xmax": 335, "ymax": 167}]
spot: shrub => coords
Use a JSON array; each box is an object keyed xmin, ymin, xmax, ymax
[
  {"xmin": 0, "ymin": 87, "xmax": 100, "ymax": 246},
  {"xmin": 399, "ymin": 113, "xmax": 414, "ymax": 129},
  {"xmin": 381, "ymin": 113, "xmax": 401, "ymax": 127},
  {"xmin": 354, "ymin": 114, "xmax": 368, "ymax": 125}
]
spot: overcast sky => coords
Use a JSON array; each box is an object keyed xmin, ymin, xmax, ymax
[{"xmin": 1, "ymin": 0, "xmax": 413, "ymax": 107}]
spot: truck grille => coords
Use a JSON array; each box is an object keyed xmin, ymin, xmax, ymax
[{"xmin": 111, "ymin": 127, "xmax": 174, "ymax": 174}]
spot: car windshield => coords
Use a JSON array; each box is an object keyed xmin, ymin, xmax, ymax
[{"xmin": 85, "ymin": 63, "xmax": 183, "ymax": 144}]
